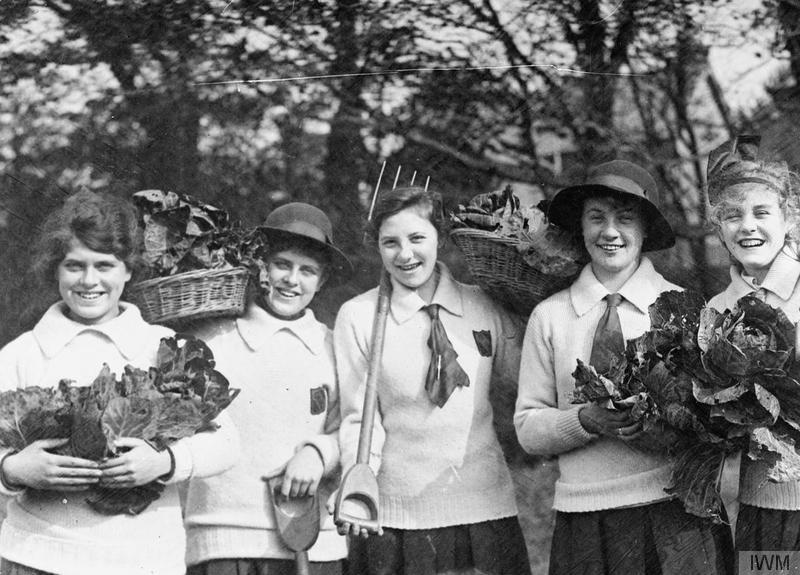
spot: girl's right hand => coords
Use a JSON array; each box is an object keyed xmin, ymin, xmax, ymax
[
  {"xmin": 578, "ymin": 404, "xmax": 641, "ymax": 439},
  {"xmin": 2, "ymin": 438, "xmax": 102, "ymax": 491}
]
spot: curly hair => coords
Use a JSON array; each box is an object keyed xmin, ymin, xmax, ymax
[
  {"xmin": 707, "ymin": 165, "xmax": 800, "ymax": 244},
  {"xmin": 366, "ymin": 186, "xmax": 448, "ymax": 244},
  {"xmin": 31, "ymin": 189, "xmax": 143, "ymax": 286}
]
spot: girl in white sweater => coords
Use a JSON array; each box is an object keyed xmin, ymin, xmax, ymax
[
  {"xmin": 335, "ymin": 187, "xmax": 530, "ymax": 575},
  {"xmin": 0, "ymin": 190, "xmax": 239, "ymax": 575},
  {"xmin": 184, "ymin": 203, "xmax": 352, "ymax": 575},
  {"xmin": 705, "ymin": 135, "xmax": 800, "ymax": 552}
]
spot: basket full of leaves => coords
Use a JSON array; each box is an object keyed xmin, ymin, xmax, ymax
[
  {"xmin": 450, "ymin": 186, "xmax": 586, "ymax": 316},
  {"xmin": 128, "ymin": 190, "xmax": 251, "ymax": 326},
  {"xmin": 0, "ymin": 335, "xmax": 239, "ymax": 516}
]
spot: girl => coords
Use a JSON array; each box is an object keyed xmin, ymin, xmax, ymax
[
  {"xmin": 184, "ymin": 203, "xmax": 351, "ymax": 575},
  {"xmin": 334, "ymin": 186, "xmax": 531, "ymax": 575},
  {"xmin": 0, "ymin": 190, "xmax": 239, "ymax": 575},
  {"xmin": 515, "ymin": 160, "xmax": 733, "ymax": 574},
  {"xmin": 705, "ymin": 135, "xmax": 800, "ymax": 551}
]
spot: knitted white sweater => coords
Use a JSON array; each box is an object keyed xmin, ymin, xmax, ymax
[
  {"xmin": 335, "ymin": 264, "xmax": 520, "ymax": 529},
  {"xmin": 708, "ymin": 251, "xmax": 800, "ymax": 510},
  {"xmin": 515, "ymin": 259, "xmax": 682, "ymax": 512},
  {"xmin": 183, "ymin": 303, "xmax": 347, "ymax": 565},
  {"xmin": 0, "ymin": 302, "xmax": 240, "ymax": 575}
]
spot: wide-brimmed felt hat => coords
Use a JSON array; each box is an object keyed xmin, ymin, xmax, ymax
[
  {"xmin": 258, "ymin": 202, "xmax": 354, "ymax": 285},
  {"xmin": 547, "ymin": 160, "xmax": 675, "ymax": 252}
]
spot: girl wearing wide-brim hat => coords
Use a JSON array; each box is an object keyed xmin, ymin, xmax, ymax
[
  {"xmin": 0, "ymin": 190, "xmax": 240, "ymax": 575},
  {"xmin": 515, "ymin": 160, "xmax": 734, "ymax": 574},
  {"xmin": 705, "ymin": 135, "xmax": 800, "ymax": 552},
  {"xmin": 184, "ymin": 202, "xmax": 353, "ymax": 575},
  {"xmin": 334, "ymin": 186, "xmax": 531, "ymax": 575}
]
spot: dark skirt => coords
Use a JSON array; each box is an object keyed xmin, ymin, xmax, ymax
[
  {"xmin": 736, "ymin": 503, "xmax": 800, "ymax": 550},
  {"xmin": 548, "ymin": 499, "xmax": 734, "ymax": 575},
  {"xmin": 186, "ymin": 558, "xmax": 344, "ymax": 575},
  {"xmin": 0, "ymin": 559, "xmax": 54, "ymax": 575},
  {"xmin": 347, "ymin": 516, "xmax": 531, "ymax": 575}
]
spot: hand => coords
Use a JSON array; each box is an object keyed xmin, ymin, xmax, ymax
[
  {"xmin": 280, "ymin": 445, "xmax": 324, "ymax": 498},
  {"xmin": 98, "ymin": 438, "xmax": 171, "ymax": 488},
  {"xmin": 579, "ymin": 404, "xmax": 641, "ymax": 439},
  {"xmin": 329, "ymin": 488, "xmax": 383, "ymax": 538},
  {"xmin": 2, "ymin": 438, "xmax": 101, "ymax": 491}
]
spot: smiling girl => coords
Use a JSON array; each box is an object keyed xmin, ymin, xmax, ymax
[
  {"xmin": 184, "ymin": 203, "xmax": 352, "ymax": 575},
  {"xmin": 334, "ymin": 186, "xmax": 530, "ymax": 575},
  {"xmin": 0, "ymin": 190, "xmax": 239, "ymax": 575},
  {"xmin": 515, "ymin": 160, "xmax": 734, "ymax": 575},
  {"xmin": 705, "ymin": 136, "xmax": 800, "ymax": 552}
]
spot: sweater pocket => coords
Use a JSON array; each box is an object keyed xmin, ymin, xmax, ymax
[
  {"xmin": 309, "ymin": 386, "xmax": 327, "ymax": 415},
  {"xmin": 472, "ymin": 330, "xmax": 492, "ymax": 357}
]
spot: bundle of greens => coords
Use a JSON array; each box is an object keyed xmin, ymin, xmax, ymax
[
  {"xmin": 133, "ymin": 190, "xmax": 244, "ymax": 277},
  {"xmin": 571, "ymin": 291, "xmax": 800, "ymax": 523},
  {"xmin": 0, "ymin": 335, "xmax": 239, "ymax": 515},
  {"xmin": 450, "ymin": 185, "xmax": 586, "ymax": 277}
]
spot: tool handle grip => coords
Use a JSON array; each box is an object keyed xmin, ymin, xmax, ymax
[
  {"xmin": 355, "ymin": 271, "xmax": 391, "ymax": 464},
  {"xmin": 295, "ymin": 551, "xmax": 311, "ymax": 575}
]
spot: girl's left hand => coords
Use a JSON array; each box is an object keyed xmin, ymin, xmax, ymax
[{"xmin": 98, "ymin": 438, "xmax": 172, "ymax": 488}]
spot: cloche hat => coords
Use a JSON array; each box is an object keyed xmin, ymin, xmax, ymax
[
  {"xmin": 547, "ymin": 160, "xmax": 676, "ymax": 252},
  {"xmin": 258, "ymin": 202, "xmax": 353, "ymax": 285}
]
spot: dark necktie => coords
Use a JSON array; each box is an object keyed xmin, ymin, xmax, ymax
[
  {"xmin": 589, "ymin": 293, "xmax": 625, "ymax": 374},
  {"xmin": 424, "ymin": 304, "xmax": 470, "ymax": 407}
]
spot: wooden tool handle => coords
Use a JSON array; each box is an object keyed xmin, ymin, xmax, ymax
[
  {"xmin": 355, "ymin": 270, "xmax": 391, "ymax": 464},
  {"xmin": 295, "ymin": 550, "xmax": 311, "ymax": 575}
]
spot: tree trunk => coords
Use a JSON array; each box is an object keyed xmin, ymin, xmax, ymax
[
  {"xmin": 322, "ymin": 0, "xmax": 369, "ymax": 254},
  {"xmin": 136, "ymin": 88, "xmax": 201, "ymax": 194}
]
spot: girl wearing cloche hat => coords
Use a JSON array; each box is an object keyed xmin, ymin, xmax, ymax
[
  {"xmin": 705, "ymin": 135, "xmax": 800, "ymax": 554},
  {"xmin": 183, "ymin": 203, "xmax": 353, "ymax": 575},
  {"xmin": 515, "ymin": 160, "xmax": 734, "ymax": 574}
]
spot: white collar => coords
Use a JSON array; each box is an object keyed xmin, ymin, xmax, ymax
[
  {"xmin": 728, "ymin": 249, "xmax": 800, "ymax": 302},
  {"xmin": 389, "ymin": 262, "xmax": 464, "ymax": 325},
  {"xmin": 236, "ymin": 302, "xmax": 326, "ymax": 355},
  {"xmin": 569, "ymin": 257, "xmax": 663, "ymax": 316},
  {"xmin": 32, "ymin": 301, "xmax": 155, "ymax": 360}
]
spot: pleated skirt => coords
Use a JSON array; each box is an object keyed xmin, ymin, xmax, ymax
[
  {"xmin": 736, "ymin": 503, "xmax": 800, "ymax": 550},
  {"xmin": 347, "ymin": 516, "xmax": 531, "ymax": 575},
  {"xmin": 548, "ymin": 499, "xmax": 734, "ymax": 575},
  {"xmin": 186, "ymin": 558, "xmax": 344, "ymax": 575}
]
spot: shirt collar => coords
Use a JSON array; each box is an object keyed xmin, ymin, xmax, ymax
[
  {"xmin": 236, "ymin": 301, "xmax": 326, "ymax": 355},
  {"xmin": 389, "ymin": 262, "xmax": 464, "ymax": 324},
  {"xmin": 728, "ymin": 248, "xmax": 800, "ymax": 302},
  {"xmin": 570, "ymin": 257, "xmax": 661, "ymax": 316},
  {"xmin": 33, "ymin": 301, "xmax": 155, "ymax": 360}
]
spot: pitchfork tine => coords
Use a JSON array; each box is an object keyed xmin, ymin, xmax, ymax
[
  {"xmin": 367, "ymin": 161, "xmax": 387, "ymax": 222},
  {"xmin": 392, "ymin": 166, "xmax": 402, "ymax": 190}
]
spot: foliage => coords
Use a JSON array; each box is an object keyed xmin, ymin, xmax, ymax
[
  {"xmin": 0, "ymin": 0, "xmax": 782, "ymax": 349},
  {"xmin": 572, "ymin": 291, "xmax": 800, "ymax": 523},
  {"xmin": 0, "ymin": 335, "xmax": 239, "ymax": 515},
  {"xmin": 451, "ymin": 186, "xmax": 586, "ymax": 277},
  {"xmin": 133, "ymin": 189, "xmax": 237, "ymax": 277}
]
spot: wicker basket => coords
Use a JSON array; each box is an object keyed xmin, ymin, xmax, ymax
[
  {"xmin": 128, "ymin": 267, "xmax": 250, "ymax": 326},
  {"xmin": 450, "ymin": 228, "xmax": 581, "ymax": 316}
]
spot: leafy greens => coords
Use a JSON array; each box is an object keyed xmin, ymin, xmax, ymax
[{"xmin": 0, "ymin": 335, "xmax": 239, "ymax": 515}]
